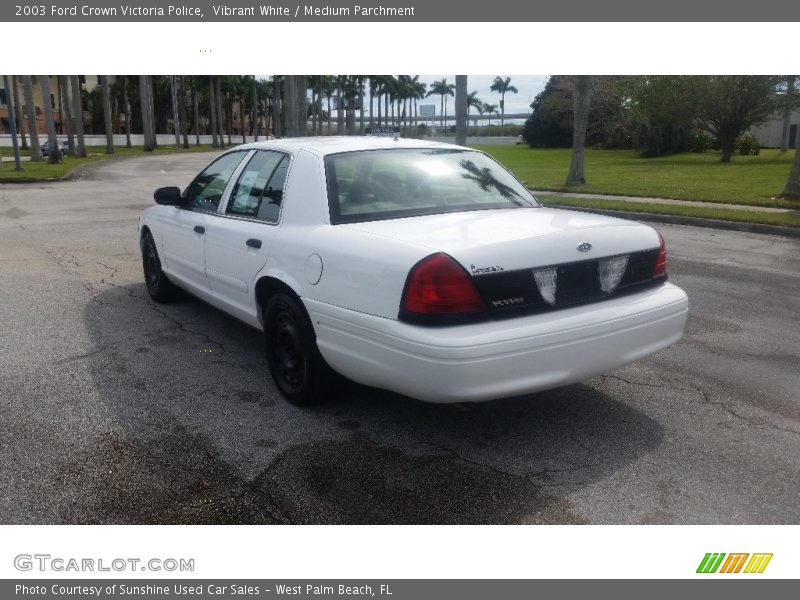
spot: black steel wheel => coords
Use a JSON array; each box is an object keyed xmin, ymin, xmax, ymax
[
  {"xmin": 263, "ymin": 292, "xmax": 333, "ymax": 406},
  {"xmin": 142, "ymin": 231, "xmax": 180, "ymax": 302}
]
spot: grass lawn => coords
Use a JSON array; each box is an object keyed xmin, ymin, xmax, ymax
[
  {"xmin": 543, "ymin": 196, "xmax": 800, "ymax": 229},
  {"xmin": 0, "ymin": 144, "xmax": 219, "ymax": 182},
  {"xmin": 473, "ymin": 145, "xmax": 800, "ymax": 210}
]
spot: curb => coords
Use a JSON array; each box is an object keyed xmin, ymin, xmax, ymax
[
  {"xmin": 548, "ymin": 204, "xmax": 800, "ymax": 239},
  {"xmin": 0, "ymin": 156, "xmax": 121, "ymax": 184}
]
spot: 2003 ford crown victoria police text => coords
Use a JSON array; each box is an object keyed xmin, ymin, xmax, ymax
[{"xmin": 138, "ymin": 137, "xmax": 688, "ymax": 405}]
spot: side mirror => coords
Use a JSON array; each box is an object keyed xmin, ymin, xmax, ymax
[{"xmin": 153, "ymin": 186, "xmax": 183, "ymax": 205}]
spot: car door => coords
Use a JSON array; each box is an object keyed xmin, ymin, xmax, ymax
[
  {"xmin": 160, "ymin": 150, "xmax": 248, "ymax": 293},
  {"xmin": 204, "ymin": 150, "xmax": 292, "ymax": 322}
]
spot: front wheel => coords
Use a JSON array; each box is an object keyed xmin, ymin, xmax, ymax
[
  {"xmin": 263, "ymin": 292, "xmax": 334, "ymax": 406},
  {"xmin": 142, "ymin": 231, "xmax": 180, "ymax": 302}
]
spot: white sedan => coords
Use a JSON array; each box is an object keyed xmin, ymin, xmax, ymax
[{"xmin": 138, "ymin": 137, "xmax": 688, "ymax": 405}]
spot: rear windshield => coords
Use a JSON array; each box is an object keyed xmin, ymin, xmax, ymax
[{"xmin": 325, "ymin": 148, "xmax": 539, "ymax": 224}]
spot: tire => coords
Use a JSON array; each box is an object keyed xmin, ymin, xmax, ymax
[
  {"xmin": 263, "ymin": 292, "xmax": 335, "ymax": 406},
  {"xmin": 142, "ymin": 231, "xmax": 181, "ymax": 302}
]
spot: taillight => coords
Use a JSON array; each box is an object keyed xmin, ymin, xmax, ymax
[
  {"xmin": 653, "ymin": 232, "xmax": 667, "ymax": 278},
  {"xmin": 400, "ymin": 253, "xmax": 486, "ymax": 318}
]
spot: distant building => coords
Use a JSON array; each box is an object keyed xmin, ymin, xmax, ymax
[
  {"xmin": 0, "ymin": 76, "xmax": 98, "ymax": 136},
  {"xmin": 750, "ymin": 109, "xmax": 800, "ymax": 149}
]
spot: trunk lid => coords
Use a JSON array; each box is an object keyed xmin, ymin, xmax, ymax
[
  {"xmin": 343, "ymin": 207, "xmax": 664, "ymax": 317},
  {"xmin": 341, "ymin": 207, "xmax": 660, "ymax": 272}
]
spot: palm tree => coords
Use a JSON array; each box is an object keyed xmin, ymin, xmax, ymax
[
  {"xmin": 356, "ymin": 76, "xmax": 366, "ymax": 134},
  {"xmin": 169, "ymin": 75, "xmax": 181, "ymax": 147},
  {"xmin": 190, "ymin": 77, "xmax": 201, "ymax": 145},
  {"xmin": 120, "ymin": 76, "xmax": 132, "ymax": 148},
  {"xmin": 296, "ymin": 75, "xmax": 308, "ymax": 136},
  {"xmin": 145, "ymin": 75, "xmax": 158, "ymax": 149},
  {"xmin": 178, "ymin": 76, "xmax": 189, "ymax": 148},
  {"xmin": 426, "ymin": 78, "xmax": 455, "ymax": 131},
  {"xmin": 783, "ymin": 139, "xmax": 800, "ymax": 196},
  {"xmin": 272, "ymin": 75, "xmax": 282, "ymax": 137},
  {"xmin": 465, "ymin": 90, "xmax": 482, "ymax": 134},
  {"xmin": 336, "ymin": 76, "xmax": 344, "ymax": 134},
  {"xmin": 455, "ymin": 75, "xmax": 468, "ymax": 145},
  {"xmin": 215, "ymin": 76, "xmax": 226, "ymax": 145},
  {"xmin": 207, "ymin": 76, "xmax": 220, "ymax": 147},
  {"xmin": 566, "ymin": 75, "xmax": 592, "ymax": 186},
  {"xmin": 11, "ymin": 77, "xmax": 28, "ymax": 149},
  {"xmin": 251, "ymin": 75, "xmax": 259, "ymax": 141},
  {"xmin": 139, "ymin": 75, "xmax": 155, "ymax": 151},
  {"xmin": 483, "ymin": 103, "xmax": 498, "ymax": 126},
  {"xmin": 1, "ymin": 75, "xmax": 23, "ymax": 170},
  {"xmin": 21, "ymin": 76, "xmax": 42, "ymax": 161},
  {"xmin": 409, "ymin": 76, "xmax": 426, "ymax": 135},
  {"xmin": 72, "ymin": 76, "xmax": 87, "ymax": 156},
  {"xmin": 780, "ymin": 76, "xmax": 796, "ymax": 153},
  {"xmin": 489, "ymin": 76, "xmax": 518, "ymax": 130},
  {"xmin": 39, "ymin": 76, "xmax": 61, "ymax": 163},
  {"xmin": 100, "ymin": 75, "xmax": 115, "ymax": 154}
]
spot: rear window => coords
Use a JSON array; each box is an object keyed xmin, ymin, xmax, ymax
[{"xmin": 325, "ymin": 148, "xmax": 539, "ymax": 224}]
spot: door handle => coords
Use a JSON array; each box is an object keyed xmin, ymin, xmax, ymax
[
  {"xmin": 193, "ymin": 225, "xmax": 205, "ymax": 234},
  {"xmin": 246, "ymin": 238, "xmax": 262, "ymax": 249}
]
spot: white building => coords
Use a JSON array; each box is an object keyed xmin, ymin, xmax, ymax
[{"xmin": 750, "ymin": 109, "xmax": 800, "ymax": 148}]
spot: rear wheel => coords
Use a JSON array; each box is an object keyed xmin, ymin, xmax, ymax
[
  {"xmin": 142, "ymin": 231, "xmax": 180, "ymax": 302},
  {"xmin": 263, "ymin": 292, "xmax": 334, "ymax": 406}
]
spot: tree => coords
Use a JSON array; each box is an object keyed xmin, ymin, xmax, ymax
[
  {"xmin": 170, "ymin": 75, "xmax": 180, "ymax": 147},
  {"xmin": 40, "ymin": 76, "xmax": 61, "ymax": 163},
  {"xmin": 101, "ymin": 75, "xmax": 115, "ymax": 154},
  {"xmin": 2, "ymin": 74, "xmax": 23, "ymax": 171},
  {"xmin": 139, "ymin": 75, "xmax": 155, "ymax": 152},
  {"xmin": 782, "ymin": 137, "xmax": 800, "ymax": 197},
  {"xmin": 693, "ymin": 76, "xmax": 781, "ymax": 163},
  {"xmin": 409, "ymin": 76, "xmax": 426, "ymax": 135},
  {"xmin": 207, "ymin": 76, "xmax": 220, "ymax": 147},
  {"xmin": 466, "ymin": 90, "xmax": 480, "ymax": 129},
  {"xmin": 780, "ymin": 76, "xmax": 797, "ymax": 153},
  {"xmin": 565, "ymin": 75, "xmax": 592, "ymax": 186},
  {"xmin": 251, "ymin": 75, "xmax": 259, "ymax": 141},
  {"xmin": 426, "ymin": 78, "xmax": 455, "ymax": 130},
  {"xmin": 120, "ymin": 76, "xmax": 132, "ymax": 148},
  {"xmin": 190, "ymin": 77, "xmax": 200, "ymax": 145},
  {"xmin": 490, "ymin": 76, "xmax": 518, "ymax": 130},
  {"xmin": 522, "ymin": 76, "xmax": 574, "ymax": 148},
  {"xmin": 11, "ymin": 77, "xmax": 28, "ymax": 149},
  {"xmin": 21, "ymin": 76, "xmax": 42, "ymax": 161},
  {"xmin": 336, "ymin": 76, "xmax": 344, "ymax": 134},
  {"xmin": 215, "ymin": 76, "xmax": 226, "ymax": 145},
  {"xmin": 296, "ymin": 75, "xmax": 308, "ymax": 136},
  {"xmin": 178, "ymin": 76, "xmax": 189, "ymax": 148},
  {"xmin": 483, "ymin": 103, "xmax": 498, "ymax": 126},
  {"xmin": 455, "ymin": 75, "xmax": 468, "ymax": 145},
  {"xmin": 272, "ymin": 75, "xmax": 282, "ymax": 137}
]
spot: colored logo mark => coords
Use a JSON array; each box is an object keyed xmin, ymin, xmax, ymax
[{"xmin": 696, "ymin": 553, "xmax": 773, "ymax": 574}]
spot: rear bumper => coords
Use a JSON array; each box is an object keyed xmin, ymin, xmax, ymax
[{"xmin": 306, "ymin": 282, "xmax": 688, "ymax": 403}]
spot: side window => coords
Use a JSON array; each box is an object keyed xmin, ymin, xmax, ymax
[
  {"xmin": 184, "ymin": 151, "xmax": 246, "ymax": 212},
  {"xmin": 227, "ymin": 151, "xmax": 291, "ymax": 223}
]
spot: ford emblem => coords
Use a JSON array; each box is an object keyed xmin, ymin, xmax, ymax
[{"xmin": 577, "ymin": 242, "xmax": 592, "ymax": 253}]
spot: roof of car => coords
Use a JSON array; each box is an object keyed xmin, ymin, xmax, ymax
[{"xmin": 231, "ymin": 136, "xmax": 466, "ymax": 157}]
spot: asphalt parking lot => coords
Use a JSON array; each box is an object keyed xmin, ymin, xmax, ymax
[{"xmin": 1, "ymin": 152, "xmax": 798, "ymax": 524}]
